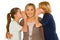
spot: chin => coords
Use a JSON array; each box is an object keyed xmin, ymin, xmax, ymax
[
  {"xmin": 29, "ymin": 16, "xmax": 34, "ymax": 18},
  {"xmin": 19, "ymin": 17, "xmax": 22, "ymax": 19}
]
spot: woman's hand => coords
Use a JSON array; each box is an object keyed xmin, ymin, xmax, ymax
[
  {"xmin": 21, "ymin": 11, "xmax": 27, "ymax": 32},
  {"xmin": 35, "ymin": 22, "xmax": 42, "ymax": 27},
  {"xmin": 36, "ymin": 8, "xmax": 41, "ymax": 16},
  {"xmin": 21, "ymin": 11, "xmax": 27, "ymax": 19}
]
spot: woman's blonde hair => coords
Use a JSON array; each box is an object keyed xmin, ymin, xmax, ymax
[{"xmin": 39, "ymin": 1, "xmax": 51, "ymax": 13}]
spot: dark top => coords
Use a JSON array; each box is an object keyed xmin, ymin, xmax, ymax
[{"xmin": 41, "ymin": 13, "xmax": 59, "ymax": 40}]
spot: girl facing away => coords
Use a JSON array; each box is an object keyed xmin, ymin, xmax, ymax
[
  {"xmin": 6, "ymin": 7, "xmax": 27, "ymax": 40},
  {"xmin": 36, "ymin": 1, "xmax": 59, "ymax": 40}
]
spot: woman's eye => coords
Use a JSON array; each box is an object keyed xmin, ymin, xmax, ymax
[
  {"xmin": 31, "ymin": 9, "xmax": 34, "ymax": 11},
  {"xmin": 26, "ymin": 9, "xmax": 29, "ymax": 11}
]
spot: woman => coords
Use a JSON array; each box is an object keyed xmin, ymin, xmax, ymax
[
  {"xmin": 6, "ymin": 7, "xmax": 27, "ymax": 40},
  {"xmin": 37, "ymin": 1, "xmax": 59, "ymax": 40},
  {"xmin": 20, "ymin": 3, "xmax": 44, "ymax": 40}
]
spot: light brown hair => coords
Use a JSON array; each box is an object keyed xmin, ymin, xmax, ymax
[{"xmin": 39, "ymin": 1, "xmax": 51, "ymax": 13}]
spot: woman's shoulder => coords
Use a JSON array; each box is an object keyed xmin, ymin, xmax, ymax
[
  {"xmin": 44, "ymin": 13, "xmax": 53, "ymax": 19},
  {"xmin": 45, "ymin": 13, "xmax": 53, "ymax": 17},
  {"xmin": 44, "ymin": 13, "xmax": 55, "ymax": 22}
]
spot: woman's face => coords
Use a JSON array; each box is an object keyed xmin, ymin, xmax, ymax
[
  {"xmin": 25, "ymin": 6, "xmax": 35, "ymax": 18},
  {"xmin": 15, "ymin": 9, "xmax": 22, "ymax": 19}
]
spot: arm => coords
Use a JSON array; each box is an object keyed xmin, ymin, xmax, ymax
[
  {"xmin": 41, "ymin": 19, "xmax": 48, "ymax": 27},
  {"xmin": 35, "ymin": 8, "xmax": 42, "ymax": 27},
  {"xmin": 20, "ymin": 11, "xmax": 27, "ymax": 32},
  {"xmin": 21, "ymin": 19, "xmax": 27, "ymax": 32},
  {"xmin": 41, "ymin": 14, "xmax": 55, "ymax": 27},
  {"xmin": 35, "ymin": 16, "xmax": 42, "ymax": 27}
]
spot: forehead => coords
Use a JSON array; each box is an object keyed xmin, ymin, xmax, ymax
[{"xmin": 26, "ymin": 6, "xmax": 34, "ymax": 9}]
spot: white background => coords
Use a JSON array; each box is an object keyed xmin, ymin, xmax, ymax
[{"xmin": 0, "ymin": 0, "xmax": 60, "ymax": 40}]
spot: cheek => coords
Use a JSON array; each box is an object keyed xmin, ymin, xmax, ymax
[
  {"xmin": 31, "ymin": 11, "xmax": 35, "ymax": 15},
  {"xmin": 26, "ymin": 12, "xmax": 29, "ymax": 16},
  {"xmin": 17, "ymin": 13, "xmax": 22, "ymax": 18},
  {"xmin": 19, "ymin": 14, "xmax": 22, "ymax": 18}
]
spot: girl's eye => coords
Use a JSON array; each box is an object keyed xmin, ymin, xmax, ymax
[{"xmin": 26, "ymin": 9, "xmax": 29, "ymax": 11}]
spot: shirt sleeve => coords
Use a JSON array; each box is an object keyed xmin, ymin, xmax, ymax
[
  {"xmin": 41, "ymin": 16, "xmax": 49, "ymax": 27},
  {"xmin": 41, "ymin": 14, "xmax": 54, "ymax": 27},
  {"xmin": 41, "ymin": 19, "xmax": 48, "ymax": 27},
  {"xmin": 19, "ymin": 19, "xmax": 24, "ymax": 26}
]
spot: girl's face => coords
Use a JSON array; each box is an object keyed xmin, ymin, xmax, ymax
[
  {"xmin": 25, "ymin": 6, "xmax": 35, "ymax": 18},
  {"xmin": 15, "ymin": 9, "xmax": 22, "ymax": 19}
]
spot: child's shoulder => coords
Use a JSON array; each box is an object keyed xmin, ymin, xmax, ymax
[
  {"xmin": 10, "ymin": 20, "xmax": 17, "ymax": 25},
  {"xmin": 10, "ymin": 20, "xmax": 15, "ymax": 24}
]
